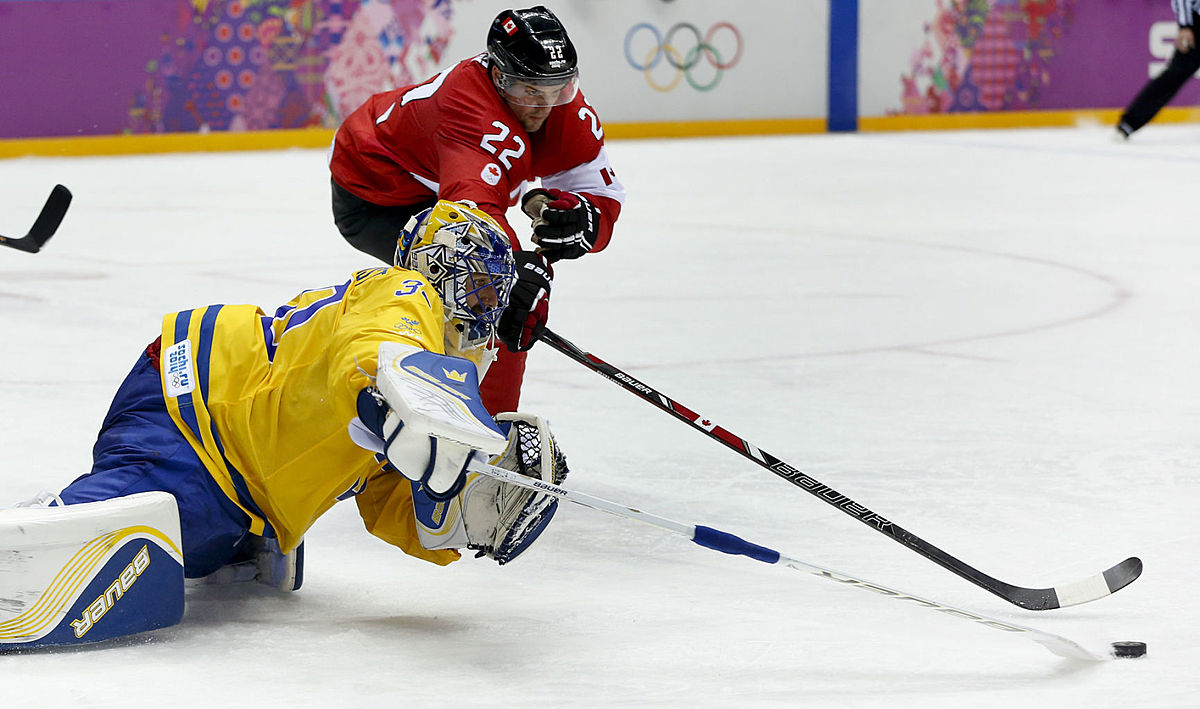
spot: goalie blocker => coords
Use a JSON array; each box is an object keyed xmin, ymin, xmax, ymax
[
  {"xmin": 0, "ymin": 492, "xmax": 184, "ymax": 649},
  {"xmin": 354, "ymin": 343, "xmax": 569, "ymax": 564}
]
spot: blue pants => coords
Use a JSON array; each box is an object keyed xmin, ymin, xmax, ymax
[{"xmin": 60, "ymin": 350, "xmax": 251, "ymax": 577}]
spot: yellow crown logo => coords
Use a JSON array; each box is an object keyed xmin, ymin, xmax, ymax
[{"xmin": 443, "ymin": 368, "xmax": 467, "ymax": 382}]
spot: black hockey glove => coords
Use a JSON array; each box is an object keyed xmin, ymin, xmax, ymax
[
  {"xmin": 522, "ymin": 188, "xmax": 601, "ymax": 263},
  {"xmin": 497, "ymin": 251, "xmax": 552, "ymax": 352}
]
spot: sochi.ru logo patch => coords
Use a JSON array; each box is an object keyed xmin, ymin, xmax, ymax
[{"xmin": 163, "ymin": 340, "xmax": 195, "ymax": 397}]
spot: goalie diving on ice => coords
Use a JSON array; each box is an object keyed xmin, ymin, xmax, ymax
[{"xmin": 0, "ymin": 200, "xmax": 569, "ymax": 649}]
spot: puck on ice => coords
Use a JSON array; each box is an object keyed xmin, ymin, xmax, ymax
[{"xmin": 1111, "ymin": 641, "xmax": 1147, "ymax": 658}]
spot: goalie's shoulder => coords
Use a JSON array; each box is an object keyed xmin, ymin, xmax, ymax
[
  {"xmin": 345, "ymin": 266, "xmax": 443, "ymax": 314},
  {"xmin": 349, "ymin": 265, "xmax": 434, "ymax": 290}
]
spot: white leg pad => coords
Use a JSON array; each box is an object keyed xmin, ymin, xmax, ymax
[{"xmin": 0, "ymin": 491, "xmax": 184, "ymax": 648}]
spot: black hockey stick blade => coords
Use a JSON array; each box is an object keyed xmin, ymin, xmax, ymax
[
  {"xmin": 538, "ymin": 327, "xmax": 1144, "ymax": 611},
  {"xmin": 992, "ymin": 555, "xmax": 1142, "ymax": 611},
  {"xmin": 0, "ymin": 184, "xmax": 73, "ymax": 253}
]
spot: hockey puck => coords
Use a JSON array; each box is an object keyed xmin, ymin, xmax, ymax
[{"xmin": 1111, "ymin": 641, "xmax": 1147, "ymax": 658}]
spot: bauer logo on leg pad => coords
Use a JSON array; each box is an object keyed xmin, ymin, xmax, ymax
[
  {"xmin": 0, "ymin": 492, "xmax": 184, "ymax": 648},
  {"xmin": 70, "ymin": 544, "xmax": 153, "ymax": 638}
]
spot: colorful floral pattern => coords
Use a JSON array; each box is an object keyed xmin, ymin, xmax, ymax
[
  {"xmin": 127, "ymin": 0, "xmax": 454, "ymax": 134},
  {"xmin": 899, "ymin": 0, "xmax": 1077, "ymax": 114}
]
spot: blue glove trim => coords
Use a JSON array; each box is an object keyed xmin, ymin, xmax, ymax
[{"xmin": 356, "ymin": 388, "xmax": 389, "ymax": 438}]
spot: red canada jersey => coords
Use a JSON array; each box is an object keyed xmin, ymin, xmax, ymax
[{"xmin": 329, "ymin": 53, "xmax": 625, "ymax": 249}]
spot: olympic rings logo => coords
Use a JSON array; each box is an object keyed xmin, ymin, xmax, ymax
[{"xmin": 623, "ymin": 22, "xmax": 743, "ymax": 92}]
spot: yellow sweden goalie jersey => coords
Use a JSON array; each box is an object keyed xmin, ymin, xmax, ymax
[{"xmin": 158, "ymin": 266, "xmax": 462, "ymax": 565}]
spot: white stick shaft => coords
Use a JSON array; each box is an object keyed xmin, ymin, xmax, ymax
[
  {"xmin": 470, "ymin": 459, "xmax": 693, "ymax": 537},
  {"xmin": 467, "ymin": 461, "xmax": 1111, "ymax": 662}
]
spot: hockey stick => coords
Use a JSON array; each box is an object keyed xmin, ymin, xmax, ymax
[
  {"xmin": 537, "ymin": 328, "xmax": 1142, "ymax": 611},
  {"xmin": 467, "ymin": 459, "xmax": 1116, "ymax": 662},
  {"xmin": 0, "ymin": 185, "xmax": 72, "ymax": 253}
]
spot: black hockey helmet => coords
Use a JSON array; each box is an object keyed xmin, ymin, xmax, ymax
[{"xmin": 487, "ymin": 6, "xmax": 579, "ymax": 106}]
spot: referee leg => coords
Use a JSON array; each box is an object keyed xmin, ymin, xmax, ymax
[{"xmin": 1119, "ymin": 25, "xmax": 1200, "ymax": 134}]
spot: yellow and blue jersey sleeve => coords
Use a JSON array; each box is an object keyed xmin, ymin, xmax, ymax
[
  {"xmin": 158, "ymin": 267, "xmax": 461, "ymax": 565},
  {"xmin": 355, "ymin": 469, "xmax": 462, "ymax": 566}
]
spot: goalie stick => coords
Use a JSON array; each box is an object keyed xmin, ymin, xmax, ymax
[
  {"xmin": 0, "ymin": 184, "xmax": 72, "ymax": 253},
  {"xmin": 467, "ymin": 458, "xmax": 1115, "ymax": 662},
  {"xmin": 537, "ymin": 328, "xmax": 1142, "ymax": 611}
]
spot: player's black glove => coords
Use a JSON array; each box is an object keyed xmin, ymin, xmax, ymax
[
  {"xmin": 521, "ymin": 188, "xmax": 601, "ymax": 263},
  {"xmin": 497, "ymin": 251, "xmax": 552, "ymax": 352}
]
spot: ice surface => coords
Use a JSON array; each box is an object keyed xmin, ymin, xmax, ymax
[{"xmin": 1, "ymin": 125, "xmax": 1197, "ymax": 707}]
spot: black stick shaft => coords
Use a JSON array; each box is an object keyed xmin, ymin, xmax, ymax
[{"xmin": 538, "ymin": 328, "xmax": 1140, "ymax": 610}]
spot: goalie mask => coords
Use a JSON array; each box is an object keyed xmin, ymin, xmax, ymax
[{"xmin": 396, "ymin": 201, "xmax": 516, "ymax": 354}]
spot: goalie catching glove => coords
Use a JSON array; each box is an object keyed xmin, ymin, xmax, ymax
[
  {"xmin": 373, "ymin": 342, "xmax": 508, "ymax": 500},
  {"xmin": 411, "ymin": 412, "xmax": 569, "ymax": 564},
  {"xmin": 521, "ymin": 188, "xmax": 601, "ymax": 262}
]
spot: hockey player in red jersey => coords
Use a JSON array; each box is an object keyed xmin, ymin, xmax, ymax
[{"xmin": 329, "ymin": 5, "xmax": 626, "ymax": 416}]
